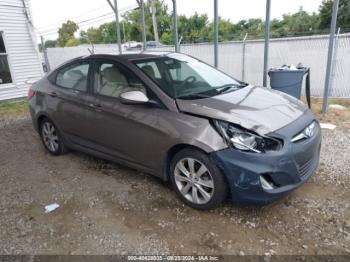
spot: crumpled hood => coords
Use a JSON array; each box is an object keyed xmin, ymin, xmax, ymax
[{"xmin": 176, "ymin": 85, "xmax": 308, "ymax": 135}]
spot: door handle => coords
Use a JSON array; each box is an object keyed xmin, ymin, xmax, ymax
[
  {"xmin": 49, "ymin": 91, "xmax": 58, "ymax": 97},
  {"xmin": 89, "ymin": 103, "xmax": 102, "ymax": 111},
  {"xmin": 89, "ymin": 103, "xmax": 102, "ymax": 108}
]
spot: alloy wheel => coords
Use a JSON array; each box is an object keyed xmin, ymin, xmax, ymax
[
  {"xmin": 41, "ymin": 122, "xmax": 59, "ymax": 152},
  {"xmin": 174, "ymin": 158, "xmax": 214, "ymax": 204}
]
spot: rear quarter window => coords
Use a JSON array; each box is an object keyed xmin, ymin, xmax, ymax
[{"xmin": 55, "ymin": 63, "xmax": 89, "ymax": 91}]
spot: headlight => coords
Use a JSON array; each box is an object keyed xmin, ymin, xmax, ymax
[{"xmin": 213, "ymin": 120, "xmax": 282, "ymax": 153}]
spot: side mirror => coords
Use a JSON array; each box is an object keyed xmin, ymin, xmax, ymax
[{"xmin": 120, "ymin": 91, "xmax": 149, "ymax": 105}]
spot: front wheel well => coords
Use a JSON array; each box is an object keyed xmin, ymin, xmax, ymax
[
  {"xmin": 163, "ymin": 144, "xmax": 232, "ymax": 199},
  {"xmin": 163, "ymin": 144, "xmax": 209, "ymax": 182}
]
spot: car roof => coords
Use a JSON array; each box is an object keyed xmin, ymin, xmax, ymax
[
  {"xmin": 50, "ymin": 51, "xmax": 180, "ymax": 74},
  {"xmin": 83, "ymin": 51, "xmax": 173, "ymax": 61}
]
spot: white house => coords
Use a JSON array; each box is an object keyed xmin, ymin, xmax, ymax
[{"xmin": 0, "ymin": 0, "xmax": 43, "ymax": 101}]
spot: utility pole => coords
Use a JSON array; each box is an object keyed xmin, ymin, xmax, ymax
[
  {"xmin": 107, "ymin": 0, "xmax": 122, "ymax": 54},
  {"xmin": 150, "ymin": 0, "xmax": 159, "ymax": 43},
  {"xmin": 172, "ymin": 0, "xmax": 179, "ymax": 52},
  {"xmin": 213, "ymin": 0, "xmax": 219, "ymax": 68},
  {"xmin": 263, "ymin": 0, "xmax": 271, "ymax": 87},
  {"xmin": 322, "ymin": 0, "xmax": 340, "ymax": 114}
]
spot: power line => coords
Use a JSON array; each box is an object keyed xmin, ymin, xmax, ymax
[
  {"xmin": 79, "ymin": 15, "xmax": 116, "ymax": 27},
  {"xmin": 39, "ymin": 4, "xmax": 137, "ymax": 36},
  {"xmin": 36, "ymin": 5, "xmax": 108, "ymax": 31},
  {"xmin": 36, "ymin": 0, "xmax": 131, "ymax": 31},
  {"xmin": 39, "ymin": 12, "xmax": 114, "ymax": 33},
  {"xmin": 40, "ymin": 15, "xmax": 114, "ymax": 36}
]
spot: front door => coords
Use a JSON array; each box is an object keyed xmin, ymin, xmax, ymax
[{"xmin": 85, "ymin": 60, "xmax": 167, "ymax": 173}]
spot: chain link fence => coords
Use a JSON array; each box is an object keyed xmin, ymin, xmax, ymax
[{"xmin": 47, "ymin": 33, "xmax": 350, "ymax": 98}]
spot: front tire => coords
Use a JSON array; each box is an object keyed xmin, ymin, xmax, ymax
[
  {"xmin": 170, "ymin": 148, "xmax": 228, "ymax": 210},
  {"xmin": 40, "ymin": 118, "xmax": 67, "ymax": 155}
]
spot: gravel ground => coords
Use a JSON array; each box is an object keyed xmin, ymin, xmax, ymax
[{"xmin": 0, "ymin": 111, "xmax": 349, "ymax": 256}]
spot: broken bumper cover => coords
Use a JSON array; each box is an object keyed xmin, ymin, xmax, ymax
[{"xmin": 211, "ymin": 121, "xmax": 322, "ymax": 206}]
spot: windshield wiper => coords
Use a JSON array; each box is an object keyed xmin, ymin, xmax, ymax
[
  {"xmin": 176, "ymin": 83, "xmax": 248, "ymax": 99},
  {"xmin": 176, "ymin": 93, "xmax": 212, "ymax": 100},
  {"xmin": 216, "ymin": 83, "xmax": 248, "ymax": 94}
]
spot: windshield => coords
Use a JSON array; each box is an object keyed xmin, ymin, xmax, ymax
[{"xmin": 134, "ymin": 53, "xmax": 245, "ymax": 99}]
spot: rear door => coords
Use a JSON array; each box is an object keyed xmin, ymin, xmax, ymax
[
  {"xmin": 47, "ymin": 61, "xmax": 95, "ymax": 144},
  {"xmin": 85, "ymin": 59, "xmax": 168, "ymax": 172}
]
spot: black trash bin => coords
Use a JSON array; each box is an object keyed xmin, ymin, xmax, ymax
[{"xmin": 268, "ymin": 65, "xmax": 311, "ymax": 108}]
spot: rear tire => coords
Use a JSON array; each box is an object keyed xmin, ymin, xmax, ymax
[
  {"xmin": 39, "ymin": 118, "xmax": 67, "ymax": 155},
  {"xmin": 170, "ymin": 148, "xmax": 228, "ymax": 210}
]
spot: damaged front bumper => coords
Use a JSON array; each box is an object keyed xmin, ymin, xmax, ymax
[{"xmin": 211, "ymin": 119, "xmax": 322, "ymax": 206}]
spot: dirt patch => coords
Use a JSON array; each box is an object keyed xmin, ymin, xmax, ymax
[
  {"xmin": 0, "ymin": 105, "xmax": 349, "ymax": 255},
  {"xmin": 305, "ymin": 97, "xmax": 350, "ymax": 129}
]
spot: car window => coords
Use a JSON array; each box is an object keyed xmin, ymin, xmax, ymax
[
  {"xmin": 135, "ymin": 56, "xmax": 242, "ymax": 98},
  {"xmin": 136, "ymin": 61, "xmax": 161, "ymax": 79},
  {"xmin": 56, "ymin": 63, "xmax": 89, "ymax": 91},
  {"xmin": 168, "ymin": 61, "xmax": 204, "ymax": 82},
  {"xmin": 93, "ymin": 62, "xmax": 146, "ymax": 98}
]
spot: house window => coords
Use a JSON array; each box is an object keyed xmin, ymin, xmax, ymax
[{"xmin": 0, "ymin": 32, "xmax": 13, "ymax": 85}]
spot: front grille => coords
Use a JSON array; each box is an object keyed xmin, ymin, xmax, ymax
[
  {"xmin": 297, "ymin": 150, "xmax": 319, "ymax": 178},
  {"xmin": 298, "ymin": 158, "xmax": 313, "ymax": 177}
]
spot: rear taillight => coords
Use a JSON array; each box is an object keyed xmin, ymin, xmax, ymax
[{"xmin": 28, "ymin": 89, "xmax": 36, "ymax": 100}]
